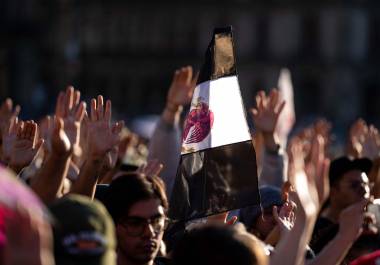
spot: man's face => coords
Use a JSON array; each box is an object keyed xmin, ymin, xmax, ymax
[
  {"xmin": 116, "ymin": 198, "xmax": 165, "ymax": 264},
  {"xmin": 335, "ymin": 170, "xmax": 370, "ymax": 207}
]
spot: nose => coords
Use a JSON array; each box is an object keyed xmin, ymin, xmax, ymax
[{"xmin": 142, "ymin": 223, "xmax": 155, "ymax": 238}]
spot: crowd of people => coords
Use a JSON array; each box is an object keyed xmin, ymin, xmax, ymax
[{"xmin": 0, "ymin": 65, "xmax": 380, "ymax": 265}]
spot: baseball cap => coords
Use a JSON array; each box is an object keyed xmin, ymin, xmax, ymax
[
  {"xmin": 49, "ymin": 194, "xmax": 116, "ymax": 265},
  {"xmin": 329, "ymin": 157, "xmax": 373, "ymax": 186}
]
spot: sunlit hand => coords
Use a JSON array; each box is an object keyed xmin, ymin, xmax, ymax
[
  {"xmin": 251, "ymin": 89, "xmax": 286, "ymax": 134},
  {"xmin": 86, "ymin": 95, "xmax": 123, "ymax": 160},
  {"xmin": 136, "ymin": 159, "xmax": 164, "ymax": 177},
  {"xmin": 55, "ymin": 86, "xmax": 86, "ymax": 156},
  {"xmin": 273, "ymin": 200, "xmax": 296, "ymax": 235},
  {"xmin": 361, "ymin": 125, "xmax": 380, "ymax": 160},
  {"xmin": 0, "ymin": 98, "xmax": 20, "ymax": 136},
  {"xmin": 49, "ymin": 116, "xmax": 72, "ymax": 157},
  {"xmin": 166, "ymin": 66, "xmax": 198, "ymax": 111},
  {"xmin": 338, "ymin": 199, "xmax": 369, "ymax": 241},
  {"xmin": 8, "ymin": 120, "xmax": 44, "ymax": 172}
]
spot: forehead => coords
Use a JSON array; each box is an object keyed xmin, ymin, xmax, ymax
[
  {"xmin": 342, "ymin": 170, "xmax": 368, "ymax": 182},
  {"xmin": 127, "ymin": 198, "xmax": 164, "ymax": 218}
]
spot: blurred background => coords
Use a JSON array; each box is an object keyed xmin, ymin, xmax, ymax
[{"xmin": 1, "ymin": 0, "xmax": 380, "ymax": 142}]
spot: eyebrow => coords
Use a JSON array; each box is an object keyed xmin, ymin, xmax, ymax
[{"xmin": 127, "ymin": 213, "xmax": 164, "ymax": 219}]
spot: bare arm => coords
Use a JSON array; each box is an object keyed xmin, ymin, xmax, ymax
[
  {"xmin": 70, "ymin": 96, "xmax": 123, "ymax": 199},
  {"xmin": 30, "ymin": 117, "xmax": 72, "ymax": 204},
  {"xmin": 148, "ymin": 66, "xmax": 197, "ymax": 198},
  {"xmin": 271, "ymin": 136, "xmax": 330, "ymax": 265},
  {"xmin": 307, "ymin": 199, "xmax": 368, "ymax": 265},
  {"xmin": 251, "ymin": 89, "xmax": 286, "ymax": 188}
]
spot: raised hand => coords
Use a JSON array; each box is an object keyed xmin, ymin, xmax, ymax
[
  {"xmin": 55, "ymin": 86, "xmax": 86, "ymax": 157},
  {"xmin": 288, "ymin": 135, "xmax": 330, "ymax": 217},
  {"xmin": 273, "ymin": 200, "xmax": 296, "ymax": 236},
  {"xmin": 166, "ymin": 66, "xmax": 198, "ymax": 110},
  {"xmin": 2, "ymin": 117, "xmax": 19, "ymax": 163},
  {"xmin": 0, "ymin": 98, "xmax": 20, "ymax": 136},
  {"xmin": 86, "ymin": 95, "xmax": 123, "ymax": 160},
  {"xmin": 338, "ymin": 199, "xmax": 369, "ymax": 241},
  {"xmin": 50, "ymin": 117, "xmax": 71, "ymax": 157},
  {"xmin": 347, "ymin": 119, "xmax": 367, "ymax": 158},
  {"xmin": 136, "ymin": 159, "xmax": 164, "ymax": 177},
  {"xmin": 251, "ymin": 89, "xmax": 286, "ymax": 134},
  {"xmin": 361, "ymin": 125, "xmax": 380, "ymax": 160},
  {"xmin": 8, "ymin": 120, "xmax": 44, "ymax": 173}
]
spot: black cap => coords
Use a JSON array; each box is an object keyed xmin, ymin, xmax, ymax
[{"xmin": 329, "ymin": 156, "xmax": 373, "ymax": 186}]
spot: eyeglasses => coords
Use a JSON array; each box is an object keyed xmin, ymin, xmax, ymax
[
  {"xmin": 343, "ymin": 180, "xmax": 372, "ymax": 190},
  {"xmin": 119, "ymin": 215, "xmax": 169, "ymax": 237}
]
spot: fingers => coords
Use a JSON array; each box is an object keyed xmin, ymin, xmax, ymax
[
  {"xmin": 112, "ymin": 120, "xmax": 124, "ymax": 134},
  {"xmin": 97, "ymin": 95, "xmax": 104, "ymax": 119},
  {"xmin": 90, "ymin": 99, "xmax": 97, "ymax": 121},
  {"xmin": 53, "ymin": 117, "xmax": 64, "ymax": 136},
  {"xmin": 64, "ymin": 86, "xmax": 74, "ymax": 116},
  {"xmin": 73, "ymin": 90, "xmax": 81, "ymax": 106},
  {"xmin": 90, "ymin": 95, "xmax": 111, "ymax": 122},
  {"xmin": 171, "ymin": 70, "xmax": 180, "ymax": 86},
  {"xmin": 272, "ymin": 205, "xmax": 280, "ymax": 223},
  {"xmin": 191, "ymin": 71, "xmax": 199, "ymax": 88},
  {"xmin": 16, "ymin": 121, "xmax": 24, "ymax": 138},
  {"xmin": 75, "ymin": 102, "xmax": 86, "ymax": 122},
  {"xmin": 185, "ymin": 66, "xmax": 193, "ymax": 84},
  {"xmin": 275, "ymin": 101, "xmax": 286, "ymax": 116},
  {"xmin": 13, "ymin": 105, "xmax": 21, "ymax": 117},
  {"xmin": 104, "ymin": 100, "xmax": 111, "ymax": 122},
  {"xmin": 35, "ymin": 138, "xmax": 44, "ymax": 151}
]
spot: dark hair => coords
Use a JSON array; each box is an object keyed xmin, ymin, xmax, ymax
[
  {"xmin": 172, "ymin": 225, "xmax": 266, "ymax": 265},
  {"xmin": 104, "ymin": 173, "xmax": 168, "ymax": 223}
]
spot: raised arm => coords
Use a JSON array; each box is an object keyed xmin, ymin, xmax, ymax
[
  {"xmin": 271, "ymin": 135, "xmax": 330, "ymax": 265},
  {"xmin": 70, "ymin": 95, "xmax": 123, "ymax": 198},
  {"xmin": 251, "ymin": 89, "xmax": 286, "ymax": 187},
  {"xmin": 6, "ymin": 120, "xmax": 44, "ymax": 174},
  {"xmin": 307, "ymin": 199, "xmax": 368, "ymax": 265},
  {"xmin": 30, "ymin": 116, "xmax": 72, "ymax": 204},
  {"xmin": 148, "ymin": 66, "xmax": 197, "ymax": 198}
]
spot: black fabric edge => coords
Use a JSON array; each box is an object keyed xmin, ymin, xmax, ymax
[
  {"xmin": 181, "ymin": 138, "xmax": 252, "ymax": 157},
  {"xmin": 197, "ymin": 25, "xmax": 237, "ymax": 85}
]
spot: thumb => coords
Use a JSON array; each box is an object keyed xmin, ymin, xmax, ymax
[
  {"xmin": 53, "ymin": 117, "xmax": 64, "ymax": 135},
  {"xmin": 35, "ymin": 138, "xmax": 44, "ymax": 151}
]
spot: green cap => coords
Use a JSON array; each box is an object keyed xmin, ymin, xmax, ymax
[{"xmin": 49, "ymin": 194, "xmax": 116, "ymax": 265}]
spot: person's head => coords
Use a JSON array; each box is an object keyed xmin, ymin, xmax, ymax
[
  {"xmin": 104, "ymin": 173, "xmax": 168, "ymax": 265},
  {"xmin": 329, "ymin": 157, "xmax": 372, "ymax": 209},
  {"xmin": 172, "ymin": 224, "xmax": 268, "ymax": 265},
  {"xmin": 240, "ymin": 185, "xmax": 283, "ymax": 240},
  {"xmin": 49, "ymin": 194, "xmax": 116, "ymax": 265}
]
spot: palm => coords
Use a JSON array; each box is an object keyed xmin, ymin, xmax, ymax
[
  {"xmin": 167, "ymin": 66, "xmax": 197, "ymax": 106},
  {"xmin": 87, "ymin": 121, "xmax": 119, "ymax": 157},
  {"xmin": 63, "ymin": 117, "xmax": 80, "ymax": 148},
  {"xmin": 2, "ymin": 133, "xmax": 16, "ymax": 162},
  {"xmin": 251, "ymin": 89, "xmax": 285, "ymax": 134},
  {"xmin": 54, "ymin": 86, "xmax": 86, "ymax": 154},
  {"xmin": 10, "ymin": 140, "xmax": 37, "ymax": 168},
  {"xmin": 253, "ymin": 112, "xmax": 277, "ymax": 132},
  {"xmin": 87, "ymin": 95, "xmax": 123, "ymax": 159},
  {"xmin": 51, "ymin": 128, "xmax": 71, "ymax": 156}
]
